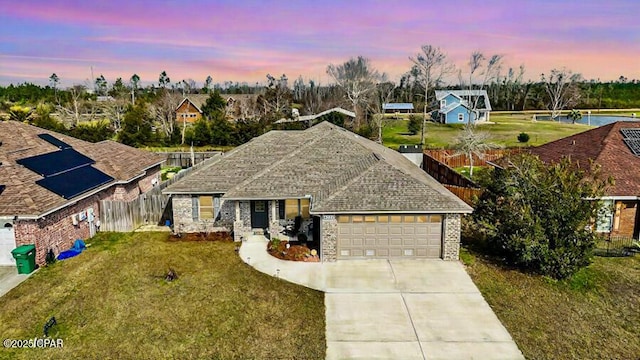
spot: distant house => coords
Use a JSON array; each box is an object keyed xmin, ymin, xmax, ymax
[
  {"xmin": 175, "ymin": 94, "xmax": 209, "ymax": 125},
  {"xmin": 530, "ymin": 121, "xmax": 640, "ymax": 238},
  {"xmin": 383, "ymin": 103, "xmax": 414, "ymax": 114},
  {"xmin": 434, "ymin": 90, "xmax": 492, "ymax": 124},
  {"xmin": 0, "ymin": 121, "xmax": 163, "ymax": 266},
  {"xmin": 274, "ymin": 107, "xmax": 356, "ymax": 125},
  {"xmin": 176, "ymin": 94, "xmax": 259, "ymax": 123}
]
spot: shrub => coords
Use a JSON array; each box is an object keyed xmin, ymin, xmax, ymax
[
  {"xmin": 517, "ymin": 132, "xmax": 530, "ymax": 143},
  {"xmin": 472, "ymin": 153, "xmax": 612, "ymax": 279},
  {"xmin": 408, "ymin": 115, "xmax": 421, "ymax": 135}
]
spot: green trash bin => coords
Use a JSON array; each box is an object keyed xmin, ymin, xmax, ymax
[{"xmin": 11, "ymin": 244, "xmax": 36, "ymax": 274}]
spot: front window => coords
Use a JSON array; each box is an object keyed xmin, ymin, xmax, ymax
[
  {"xmin": 281, "ymin": 198, "xmax": 311, "ymax": 220},
  {"xmin": 458, "ymin": 113, "xmax": 464, "ymax": 121},
  {"xmin": 192, "ymin": 195, "xmax": 221, "ymax": 221},
  {"xmin": 440, "ymin": 99, "xmax": 446, "ymax": 108},
  {"xmin": 596, "ymin": 200, "xmax": 614, "ymax": 232}
]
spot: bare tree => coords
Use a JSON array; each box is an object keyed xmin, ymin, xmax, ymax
[
  {"xmin": 409, "ymin": 45, "xmax": 454, "ymax": 144},
  {"xmin": 458, "ymin": 52, "xmax": 503, "ymax": 126},
  {"xmin": 541, "ymin": 68, "xmax": 582, "ymax": 120},
  {"xmin": 326, "ymin": 56, "xmax": 383, "ymax": 128},
  {"xmin": 451, "ymin": 126, "xmax": 501, "ymax": 178},
  {"xmin": 150, "ymin": 91, "xmax": 181, "ymax": 139},
  {"xmin": 56, "ymin": 85, "xmax": 92, "ymax": 126},
  {"xmin": 371, "ymin": 82, "xmax": 395, "ymax": 143}
]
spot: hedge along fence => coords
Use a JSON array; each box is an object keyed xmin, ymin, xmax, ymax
[{"xmin": 424, "ymin": 148, "xmax": 523, "ymax": 168}]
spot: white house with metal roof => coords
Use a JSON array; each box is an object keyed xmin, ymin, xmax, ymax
[
  {"xmin": 163, "ymin": 122, "xmax": 472, "ymax": 262},
  {"xmin": 434, "ymin": 90, "xmax": 492, "ymax": 124}
]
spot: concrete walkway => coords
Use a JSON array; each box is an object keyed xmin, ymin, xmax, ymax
[
  {"xmin": 240, "ymin": 235, "xmax": 524, "ymax": 360},
  {"xmin": 0, "ymin": 266, "xmax": 32, "ymax": 298}
]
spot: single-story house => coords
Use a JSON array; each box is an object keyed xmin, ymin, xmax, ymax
[
  {"xmin": 434, "ymin": 90, "xmax": 492, "ymax": 124},
  {"xmin": 274, "ymin": 107, "xmax": 355, "ymax": 125},
  {"xmin": 383, "ymin": 103, "xmax": 414, "ymax": 114},
  {"xmin": 530, "ymin": 121, "xmax": 640, "ymax": 238},
  {"xmin": 0, "ymin": 121, "xmax": 164, "ymax": 266},
  {"xmin": 163, "ymin": 122, "xmax": 472, "ymax": 261}
]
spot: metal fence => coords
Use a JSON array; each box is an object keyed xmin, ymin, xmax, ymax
[{"xmin": 594, "ymin": 235, "xmax": 638, "ymax": 257}]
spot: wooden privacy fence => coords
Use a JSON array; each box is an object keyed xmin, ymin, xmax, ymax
[
  {"xmin": 444, "ymin": 185, "xmax": 482, "ymax": 206},
  {"xmin": 159, "ymin": 151, "xmax": 221, "ymax": 168},
  {"xmin": 423, "ymin": 154, "xmax": 479, "ymax": 188},
  {"xmin": 99, "ymin": 156, "xmax": 216, "ymax": 232},
  {"xmin": 424, "ymin": 148, "xmax": 522, "ymax": 168},
  {"xmin": 422, "ymin": 153, "xmax": 481, "ymax": 206}
]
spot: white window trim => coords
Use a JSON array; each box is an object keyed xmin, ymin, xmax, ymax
[
  {"xmin": 458, "ymin": 113, "xmax": 464, "ymax": 122},
  {"xmin": 440, "ymin": 99, "xmax": 446, "ymax": 108}
]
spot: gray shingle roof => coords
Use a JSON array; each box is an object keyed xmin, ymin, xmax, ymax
[{"xmin": 163, "ymin": 122, "xmax": 472, "ymax": 214}]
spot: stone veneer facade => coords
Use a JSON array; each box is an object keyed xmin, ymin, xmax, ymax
[
  {"xmin": 13, "ymin": 165, "xmax": 161, "ymax": 266},
  {"xmin": 171, "ymin": 195, "xmax": 464, "ymax": 262},
  {"xmin": 442, "ymin": 213, "xmax": 461, "ymax": 261},
  {"xmin": 320, "ymin": 215, "xmax": 338, "ymax": 262}
]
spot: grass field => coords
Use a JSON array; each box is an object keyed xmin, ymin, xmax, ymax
[
  {"xmin": 0, "ymin": 233, "xmax": 325, "ymax": 359},
  {"xmin": 461, "ymin": 248, "xmax": 640, "ymax": 360},
  {"xmin": 381, "ymin": 113, "xmax": 595, "ymax": 149}
]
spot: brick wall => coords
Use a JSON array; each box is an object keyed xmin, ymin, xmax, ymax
[
  {"xmin": 14, "ymin": 194, "xmax": 103, "ymax": 266},
  {"xmin": 443, "ymin": 213, "xmax": 461, "ymax": 260},
  {"xmin": 13, "ymin": 166, "xmax": 161, "ymax": 266},
  {"xmin": 612, "ymin": 200, "xmax": 637, "ymax": 237},
  {"xmin": 321, "ymin": 215, "xmax": 338, "ymax": 262},
  {"xmin": 112, "ymin": 166, "xmax": 161, "ymax": 201}
]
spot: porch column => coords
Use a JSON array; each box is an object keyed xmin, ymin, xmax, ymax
[{"xmin": 235, "ymin": 201, "xmax": 240, "ymax": 221}]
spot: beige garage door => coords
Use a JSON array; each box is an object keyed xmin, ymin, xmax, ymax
[{"xmin": 337, "ymin": 214, "xmax": 442, "ymax": 259}]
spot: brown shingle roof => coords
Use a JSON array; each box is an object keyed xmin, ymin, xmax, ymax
[
  {"xmin": 164, "ymin": 122, "xmax": 472, "ymax": 214},
  {"xmin": 0, "ymin": 121, "xmax": 164, "ymax": 216},
  {"xmin": 530, "ymin": 121, "xmax": 640, "ymax": 196}
]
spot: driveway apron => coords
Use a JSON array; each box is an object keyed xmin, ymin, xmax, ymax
[{"xmin": 240, "ymin": 235, "xmax": 524, "ymax": 359}]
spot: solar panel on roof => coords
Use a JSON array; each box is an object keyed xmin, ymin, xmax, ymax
[
  {"xmin": 620, "ymin": 128, "xmax": 640, "ymax": 139},
  {"xmin": 17, "ymin": 148, "xmax": 94, "ymax": 177},
  {"xmin": 623, "ymin": 138, "xmax": 640, "ymax": 156},
  {"xmin": 38, "ymin": 133, "xmax": 71, "ymax": 149},
  {"xmin": 36, "ymin": 166, "xmax": 113, "ymax": 199}
]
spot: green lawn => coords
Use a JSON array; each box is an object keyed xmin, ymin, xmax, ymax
[
  {"xmin": 461, "ymin": 248, "xmax": 640, "ymax": 360},
  {"xmin": 0, "ymin": 232, "xmax": 325, "ymax": 359},
  {"xmin": 381, "ymin": 113, "xmax": 594, "ymax": 149}
]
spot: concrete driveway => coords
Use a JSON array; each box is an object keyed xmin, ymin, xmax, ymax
[
  {"xmin": 0, "ymin": 266, "xmax": 32, "ymax": 298},
  {"xmin": 240, "ymin": 236, "xmax": 524, "ymax": 360}
]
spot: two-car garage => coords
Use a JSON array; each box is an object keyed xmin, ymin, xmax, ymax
[{"xmin": 336, "ymin": 214, "xmax": 443, "ymax": 259}]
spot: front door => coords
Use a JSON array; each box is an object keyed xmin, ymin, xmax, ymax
[{"xmin": 250, "ymin": 201, "xmax": 268, "ymax": 229}]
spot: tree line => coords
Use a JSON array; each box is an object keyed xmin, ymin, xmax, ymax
[{"xmin": 1, "ymin": 45, "xmax": 639, "ymax": 148}]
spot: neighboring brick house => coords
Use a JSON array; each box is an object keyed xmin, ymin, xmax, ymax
[
  {"xmin": 163, "ymin": 122, "xmax": 472, "ymax": 261},
  {"xmin": 530, "ymin": 121, "xmax": 640, "ymax": 238},
  {"xmin": 0, "ymin": 121, "xmax": 164, "ymax": 266}
]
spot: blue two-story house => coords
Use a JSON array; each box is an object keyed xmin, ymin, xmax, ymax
[{"xmin": 433, "ymin": 90, "xmax": 492, "ymax": 124}]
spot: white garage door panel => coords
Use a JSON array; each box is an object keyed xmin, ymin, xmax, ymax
[
  {"xmin": 0, "ymin": 226, "xmax": 16, "ymax": 266},
  {"xmin": 337, "ymin": 215, "xmax": 443, "ymax": 259}
]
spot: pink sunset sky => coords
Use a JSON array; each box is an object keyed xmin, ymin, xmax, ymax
[{"xmin": 0, "ymin": 0, "xmax": 638, "ymax": 87}]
